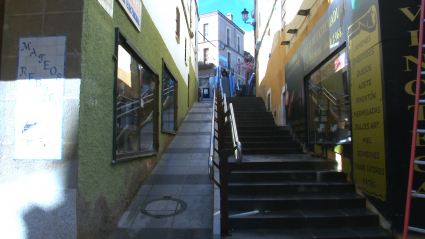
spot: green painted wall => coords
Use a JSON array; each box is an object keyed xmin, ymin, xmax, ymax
[{"xmin": 78, "ymin": 1, "xmax": 196, "ymax": 237}]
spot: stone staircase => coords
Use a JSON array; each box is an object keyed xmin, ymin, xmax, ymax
[{"xmin": 223, "ymin": 97, "xmax": 393, "ymax": 238}]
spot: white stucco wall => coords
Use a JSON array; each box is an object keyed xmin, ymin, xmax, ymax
[
  {"xmin": 257, "ymin": 0, "xmax": 304, "ymax": 85},
  {"xmin": 142, "ymin": 0, "xmax": 199, "ymax": 85}
]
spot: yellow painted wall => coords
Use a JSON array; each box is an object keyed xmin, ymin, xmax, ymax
[{"xmin": 257, "ymin": 0, "xmax": 331, "ymax": 125}]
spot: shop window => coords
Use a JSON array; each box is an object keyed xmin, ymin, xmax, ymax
[
  {"xmin": 162, "ymin": 61, "xmax": 177, "ymax": 134},
  {"xmin": 114, "ymin": 30, "xmax": 158, "ymax": 161},
  {"xmin": 307, "ymin": 47, "xmax": 351, "ymax": 144}
]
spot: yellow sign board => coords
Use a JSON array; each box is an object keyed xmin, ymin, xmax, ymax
[{"xmin": 348, "ymin": 5, "xmax": 386, "ymax": 201}]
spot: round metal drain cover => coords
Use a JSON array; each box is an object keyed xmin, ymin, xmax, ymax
[{"xmin": 141, "ymin": 196, "xmax": 187, "ymax": 219}]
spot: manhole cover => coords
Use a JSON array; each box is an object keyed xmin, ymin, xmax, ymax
[{"xmin": 141, "ymin": 196, "xmax": 187, "ymax": 219}]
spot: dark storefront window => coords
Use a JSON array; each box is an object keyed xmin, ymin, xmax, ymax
[
  {"xmin": 114, "ymin": 30, "xmax": 158, "ymax": 162},
  {"xmin": 308, "ymin": 48, "xmax": 351, "ymax": 144},
  {"xmin": 162, "ymin": 63, "xmax": 177, "ymax": 133}
]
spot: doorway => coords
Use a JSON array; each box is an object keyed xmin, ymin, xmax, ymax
[
  {"xmin": 282, "ymin": 85, "xmax": 287, "ymax": 125},
  {"xmin": 203, "ymin": 88, "xmax": 210, "ymax": 98}
]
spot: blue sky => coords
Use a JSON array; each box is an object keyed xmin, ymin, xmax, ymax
[{"xmin": 198, "ymin": 0, "xmax": 255, "ymax": 32}]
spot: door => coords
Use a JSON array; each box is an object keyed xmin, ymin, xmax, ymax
[
  {"xmin": 203, "ymin": 88, "xmax": 209, "ymax": 98},
  {"xmin": 282, "ymin": 85, "xmax": 287, "ymax": 125}
]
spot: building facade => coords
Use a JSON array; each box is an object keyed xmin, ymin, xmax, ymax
[
  {"xmin": 198, "ymin": 10, "xmax": 245, "ymax": 97},
  {"xmin": 0, "ymin": 0, "xmax": 198, "ymax": 238},
  {"xmin": 255, "ymin": 0, "xmax": 425, "ymax": 235}
]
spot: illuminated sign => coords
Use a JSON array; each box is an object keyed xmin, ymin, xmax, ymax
[
  {"xmin": 118, "ymin": 0, "xmax": 142, "ymax": 31},
  {"xmin": 14, "ymin": 36, "xmax": 66, "ymax": 160}
]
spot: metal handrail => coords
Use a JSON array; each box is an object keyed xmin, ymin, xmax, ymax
[
  {"xmin": 219, "ymin": 80, "xmax": 241, "ymax": 164},
  {"xmin": 308, "ymin": 83, "xmax": 349, "ymax": 106},
  {"xmin": 208, "ymin": 79, "xmax": 242, "ymax": 236},
  {"xmin": 117, "ymin": 106, "xmax": 140, "ymax": 118},
  {"xmin": 228, "ymin": 103, "xmax": 242, "ymax": 165},
  {"xmin": 208, "ymin": 88, "xmax": 216, "ymax": 180}
]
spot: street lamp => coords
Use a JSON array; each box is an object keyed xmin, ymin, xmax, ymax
[
  {"xmin": 241, "ymin": 8, "xmax": 255, "ymax": 27},
  {"xmin": 242, "ymin": 8, "xmax": 249, "ymax": 22}
]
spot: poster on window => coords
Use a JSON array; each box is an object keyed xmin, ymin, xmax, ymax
[{"xmin": 14, "ymin": 36, "xmax": 67, "ymax": 160}]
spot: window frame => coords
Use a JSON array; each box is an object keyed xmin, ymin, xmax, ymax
[
  {"xmin": 203, "ymin": 23, "xmax": 208, "ymax": 42},
  {"xmin": 161, "ymin": 59, "xmax": 178, "ymax": 135},
  {"xmin": 305, "ymin": 44, "xmax": 351, "ymax": 145},
  {"xmin": 227, "ymin": 51, "xmax": 231, "ymax": 69},
  {"xmin": 185, "ymin": 38, "xmax": 187, "ymax": 63},
  {"xmin": 204, "ymin": 48, "xmax": 209, "ymax": 64},
  {"xmin": 281, "ymin": 0, "xmax": 286, "ymax": 30},
  {"xmin": 237, "ymin": 35, "xmax": 240, "ymax": 53},
  {"xmin": 226, "ymin": 27, "xmax": 231, "ymax": 46},
  {"xmin": 113, "ymin": 28, "xmax": 159, "ymax": 163},
  {"xmin": 176, "ymin": 7, "xmax": 180, "ymax": 43},
  {"xmin": 187, "ymin": 74, "xmax": 190, "ymax": 108}
]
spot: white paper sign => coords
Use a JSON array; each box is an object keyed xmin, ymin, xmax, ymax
[
  {"xmin": 14, "ymin": 36, "xmax": 67, "ymax": 160},
  {"xmin": 118, "ymin": 0, "xmax": 142, "ymax": 31},
  {"xmin": 98, "ymin": 0, "xmax": 114, "ymax": 17}
]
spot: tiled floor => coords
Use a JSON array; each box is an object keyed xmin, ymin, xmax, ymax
[{"xmin": 108, "ymin": 99, "xmax": 214, "ymax": 239}]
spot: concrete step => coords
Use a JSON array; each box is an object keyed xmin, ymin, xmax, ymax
[
  {"xmin": 226, "ymin": 228, "xmax": 393, "ymax": 239},
  {"xmin": 228, "ymin": 181, "xmax": 355, "ymax": 195},
  {"xmin": 228, "ymin": 193, "xmax": 366, "ymax": 211},
  {"xmin": 228, "ymin": 208, "xmax": 379, "ymax": 230},
  {"xmin": 228, "ymin": 170, "xmax": 347, "ymax": 183},
  {"xmin": 228, "ymin": 160, "xmax": 338, "ymax": 171},
  {"xmin": 225, "ymin": 141, "xmax": 301, "ymax": 149}
]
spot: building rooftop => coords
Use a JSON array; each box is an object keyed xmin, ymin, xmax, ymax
[{"xmin": 199, "ymin": 10, "xmax": 245, "ymax": 34}]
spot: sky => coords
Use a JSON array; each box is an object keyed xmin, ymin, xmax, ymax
[{"xmin": 198, "ymin": 0, "xmax": 255, "ymax": 33}]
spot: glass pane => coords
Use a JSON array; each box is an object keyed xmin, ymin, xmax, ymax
[
  {"xmin": 308, "ymin": 48, "xmax": 351, "ymax": 144},
  {"xmin": 140, "ymin": 66, "xmax": 156, "ymax": 150},
  {"xmin": 162, "ymin": 69, "xmax": 176, "ymax": 132},
  {"xmin": 116, "ymin": 45, "xmax": 155, "ymax": 156}
]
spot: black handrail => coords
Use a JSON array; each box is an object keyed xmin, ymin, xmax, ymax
[{"xmin": 208, "ymin": 82, "xmax": 242, "ymax": 236}]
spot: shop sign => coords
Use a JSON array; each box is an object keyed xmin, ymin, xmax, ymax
[
  {"xmin": 98, "ymin": 0, "xmax": 113, "ymax": 17},
  {"xmin": 348, "ymin": 4, "xmax": 386, "ymax": 201},
  {"xmin": 14, "ymin": 35, "xmax": 67, "ymax": 160},
  {"xmin": 219, "ymin": 55, "xmax": 228, "ymax": 62},
  {"xmin": 219, "ymin": 61, "xmax": 228, "ymax": 68},
  {"xmin": 118, "ymin": 0, "xmax": 142, "ymax": 31}
]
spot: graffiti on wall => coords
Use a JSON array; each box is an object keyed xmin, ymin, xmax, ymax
[{"xmin": 14, "ymin": 36, "xmax": 67, "ymax": 160}]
